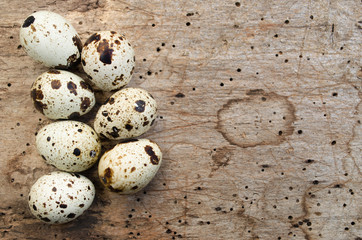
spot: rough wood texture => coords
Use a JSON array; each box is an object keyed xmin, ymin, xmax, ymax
[{"xmin": 0, "ymin": 0, "xmax": 361, "ymax": 239}]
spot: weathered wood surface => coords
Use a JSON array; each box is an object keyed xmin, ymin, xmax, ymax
[{"xmin": 0, "ymin": 0, "xmax": 361, "ymax": 239}]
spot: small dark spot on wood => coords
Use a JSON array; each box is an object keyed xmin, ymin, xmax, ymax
[
  {"xmin": 215, "ymin": 207, "xmax": 221, "ymax": 211},
  {"xmin": 175, "ymin": 93, "xmax": 185, "ymax": 98}
]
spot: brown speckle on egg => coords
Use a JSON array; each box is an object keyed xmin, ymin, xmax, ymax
[
  {"xmin": 59, "ymin": 204, "xmax": 67, "ymax": 208},
  {"xmin": 73, "ymin": 148, "xmax": 81, "ymax": 156},
  {"xmin": 84, "ymin": 33, "xmax": 101, "ymax": 47},
  {"xmin": 67, "ymin": 81, "xmax": 77, "ymax": 96},
  {"xmin": 134, "ymin": 100, "xmax": 145, "ymax": 112},
  {"xmin": 51, "ymin": 80, "xmax": 61, "ymax": 89},
  {"xmin": 97, "ymin": 39, "xmax": 114, "ymax": 64},
  {"xmin": 98, "ymin": 139, "xmax": 162, "ymax": 194},
  {"xmin": 145, "ymin": 145, "xmax": 160, "ymax": 165},
  {"xmin": 22, "ymin": 15, "xmax": 35, "ymax": 28},
  {"xmin": 80, "ymin": 97, "xmax": 91, "ymax": 111},
  {"xmin": 72, "ymin": 35, "xmax": 83, "ymax": 52}
]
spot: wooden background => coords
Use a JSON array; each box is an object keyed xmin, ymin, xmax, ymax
[{"xmin": 0, "ymin": 0, "xmax": 361, "ymax": 239}]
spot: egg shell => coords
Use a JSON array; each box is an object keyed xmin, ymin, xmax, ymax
[
  {"xmin": 20, "ymin": 11, "xmax": 82, "ymax": 68},
  {"xmin": 36, "ymin": 121, "xmax": 101, "ymax": 172},
  {"xmin": 28, "ymin": 171, "xmax": 95, "ymax": 224},
  {"xmin": 98, "ymin": 139, "xmax": 162, "ymax": 194},
  {"xmin": 94, "ymin": 88, "xmax": 157, "ymax": 140},
  {"xmin": 31, "ymin": 70, "xmax": 95, "ymax": 120},
  {"xmin": 81, "ymin": 31, "xmax": 135, "ymax": 91}
]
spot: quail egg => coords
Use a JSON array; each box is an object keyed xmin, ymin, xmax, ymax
[
  {"xmin": 36, "ymin": 121, "xmax": 101, "ymax": 172},
  {"xmin": 30, "ymin": 70, "xmax": 95, "ymax": 120},
  {"xmin": 28, "ymin": 171, "xmax": 95, "ymax": 224},
  {"xmin": 20, "ymin": 11, "xmax": 82, "ymax": 68},
  {"xmin": 81, "ymin": 31, "xmax": 135, "ymax": 91},
  {"xmin": 94, "ymin": 88, "xmax": 157, "ymax": 140},
  {"xmin": 98, "ymin": 139, "xmax": 162, "ymax": 194}
]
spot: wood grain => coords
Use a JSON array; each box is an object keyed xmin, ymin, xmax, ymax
[{"xmin": 0, "ymin": 0, "xmax": 361, "ymax": 239}]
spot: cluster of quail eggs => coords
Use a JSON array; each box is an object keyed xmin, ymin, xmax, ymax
[{"xmin": 20, "ymin": 11, "xmax": 162, "ymax": 224}]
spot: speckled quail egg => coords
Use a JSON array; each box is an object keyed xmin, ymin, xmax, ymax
[
  {"xmin": 36, "ymin": 121, "xmax": 101, "ymax": 172},
  {"xmin": 28, "ymin": 171, "xmax": 95, "ymax": 224},
  {"xmin": 81, "ymin": 31, "xmax": 135, "ymax": 91},
  {"xmin": 31, "ymin": 70, "xmax": 95, "ymax": 119},
  {"xmin": 98, "ymin": 139, "xmax": 162, "ymax": 194},
  {"xmin": 94, "ymin": 88, "xmax": 157, "ymax": 140},
  {"xmin": 20, "ymin": 11, "xmax": 82, "ymax": 68}
]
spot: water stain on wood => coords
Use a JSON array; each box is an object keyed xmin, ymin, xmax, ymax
[{"xmin": 217, "ymin": 90, "xmax": 296, "ymax": 148}]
